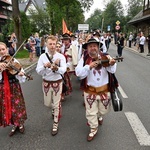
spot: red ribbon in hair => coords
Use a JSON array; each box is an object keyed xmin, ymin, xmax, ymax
[{"xmin": 3, "ymin": 71, "xmax": 11, "ymax": 124}]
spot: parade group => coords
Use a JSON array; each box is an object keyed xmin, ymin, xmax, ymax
[{"xmin": 0, "ymin": 29, "xmax": 149, "ymax": 142}]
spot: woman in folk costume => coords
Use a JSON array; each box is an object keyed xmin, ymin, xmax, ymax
[
  {"xmin": 0, "ymin": 42, "xmax": 27, "ymax": 136},
  {"xmin": 61, "ymin": 33, "xmax": 78, "ymax": 95},
  {"xmin": 75, "ymin": 38, "xmax": 116, "ymax": 142},
  {"xmin": 61, "ymin": 33, "xmax": 78, "ymax": 75},
  {"xmin": 56, "ymin": 41, "xmax": 72, "ymax": 101}
]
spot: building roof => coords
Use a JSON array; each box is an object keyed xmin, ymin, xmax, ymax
[
  {"xmin": 19, "ymin": 0, "xmax": 46, "ymax": 12},
  {"xmin": 0, "ymin": 0, "xmax": 11, "ymax": 6},
  {"xmin": 0, "ymin": 14, "xmax": 7, "ymax": 20},
  {"xmin": 128, "ymin": 10, "xmax": 150, "ymax": 24}
]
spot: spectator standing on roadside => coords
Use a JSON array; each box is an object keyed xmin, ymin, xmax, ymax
[
  {"xmin": 11, "ymin": 32, "xmax": 17, "ymax": 52},
  {"xmin": 40, "ymin": 36, "xmax": 46, "ymax": 54},
  {"xmin": 25, "ymin": 38, "xmax": 33, "ymax": 62},
  {"xmin": 135, "ymin": 33, "xmax": 140, "ymax": 50},
  {"xmin": 128, "ymin": 32, "xmax": 133, "ymax": 48},
  {"xmin": 116, "ymin": 33, "xmax": 124, "ymax": 57},
  {"xmin": 146, "ymin": 34, "xmax": 150, "ymax": 56},
  {"xmin": 35, "ymin": 33, "xmax": 41, "ymax": 57},
  {"xmin": 139, "ymin": 32, "xmax": 146, "ymax": 53}
]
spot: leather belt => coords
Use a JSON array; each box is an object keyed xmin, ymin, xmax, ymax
[
  {"xmin": 43, "ymin": 79, "xmax": 62, "ymax": 83},
  {"xmin": 85, "ymin": 84, "xmax": 109, "ymax": 94}
]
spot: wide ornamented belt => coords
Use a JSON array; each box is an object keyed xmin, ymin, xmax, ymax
[
  {"xmin": 0, "ymin": 78, "xmax": 19, "ymax": 84},
  {"xmin": 85, "ymin": 84, "xmax": 109, "ymax": 94},
  {"xmin": 43, "ymin": 79, "xmax": 62, "ymax": 84}
]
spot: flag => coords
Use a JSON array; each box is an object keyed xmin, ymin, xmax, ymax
[{"xmin": 62, "ymin": 19, "xmax": 72, "ymax": 35}]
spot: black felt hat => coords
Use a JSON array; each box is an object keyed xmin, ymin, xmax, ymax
[
  {"xmin": 61, "ymin": 33, "xmax": 71, "ymax": 40},
  {"xmin": 82, "ymin": 38, "xmax": 100, "ymax": 49},
  {"xmin": 93, "ymin": 31, "xmax": 100, "ymax": 37}
]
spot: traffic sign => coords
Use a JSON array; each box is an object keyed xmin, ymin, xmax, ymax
[
  {"xmin": 78, "ymin": 24, "xmax": 89, "ymax": 31},
  {"xmin": 116, "ymin": 20, "xmax": 120, "ymax": 25},
  {"xmin": 115, "ymin": 25, "xmax": 120, "ymax": 30},
  {"xmin": 107, "ymin": 25, "xmax": 111, "ymax": 31}
]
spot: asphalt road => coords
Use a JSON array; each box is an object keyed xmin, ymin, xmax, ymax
[{"xmin": 0, "ymin": 44, "xmax": 150, "ymax": 150}]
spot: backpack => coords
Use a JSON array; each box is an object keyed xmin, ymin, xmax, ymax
[
  {"xmin": 25, "ymin": 43, "xmax": 30, "ymax": 50},
  {"xmin": 9, "ymin": 46, "xmax": 15, "ymax": 56}
]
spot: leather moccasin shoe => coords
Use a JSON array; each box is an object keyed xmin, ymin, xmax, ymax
[
  {"xmin": 19, "ymin": 124, "xmax": 25, "ymax": 133},
  {"xmin": 98, "ymin": 118, "xmax": 103, "ymax": 125},
  {"xmin": 51, "ymin": 122, "xmax": 58, "ymax": 136},
  {"xmin": 9, "ymin": 126, "xmax": 18, "ymax": 137},
  {"xmin": 87, "ymin": 128, "xmax": 98, "ymax": 142}
]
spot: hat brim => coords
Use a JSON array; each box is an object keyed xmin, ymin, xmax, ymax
[
  {"xmin": 82, "ymin": 41, "xmax": 100, "ymax": 49},
  {"xmin": 61, "ymin": 37, "xmax": 71, "ymax": 40}
]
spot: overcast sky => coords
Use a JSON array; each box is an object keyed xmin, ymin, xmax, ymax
[{"xmin": 84, "ymin": 0, "xmax": 128, "ymax": 20}]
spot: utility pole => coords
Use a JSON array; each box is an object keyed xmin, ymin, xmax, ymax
[{"xmin": 101, "ymin": 17, "xmax": 104, "ymax": 33}]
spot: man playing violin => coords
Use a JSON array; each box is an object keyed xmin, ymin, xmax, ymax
[
  {"xmin": 75, "ymin": 38, "xmax": 117, "ymax": 142},
  {"xmin": 36, "ymin": 35, "xmax": 67, "ymax": 136},
  {"xmin": 0, "ymin": 42, "xmax": 27, "ymax": 137}
]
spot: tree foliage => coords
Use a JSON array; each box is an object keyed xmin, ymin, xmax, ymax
[
  {"xmin": 28, "ymin": 7, "xmax": 51, "ymax": 35},
  {"xmin": 45, "ymin": 0, "xmax": 91, "ymax": 34},
  {"xmin": 20, "ymin": 11, "xmax": 32, "ymax": 40},
  {"xmin": 102, "ymin": 0, "xmax": 124, "ymax": 32},
  {"xmin": 127, "ymin": 0, "xmax": 143, "ymax": 19},
  {"xmin": 79, "ymin": 0, "xmax": 94, "ymax": 11},
  {"xmin": 12, "ymin": 0, "xmax": 22, "ymax": 45},
  {"xmin": 85, "ymin": 9, "xmax": 103, "ymax": 31},
  {"xmin": 85, "ymin": 0, "xmax": 143, "ymax": 34}
]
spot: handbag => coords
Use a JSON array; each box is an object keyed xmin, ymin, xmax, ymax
[{"xmin": 108, "ymin": 73, "xmax": 123, "ymax": 112}]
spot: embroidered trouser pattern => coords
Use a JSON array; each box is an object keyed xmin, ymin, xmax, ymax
[
  {"xmin": 84, "ymin": 92, "xmax": 111, "ymax": 129},
  {"xmin": 42, "ymin": 81, "xmax": 62, "ymax": 123}
]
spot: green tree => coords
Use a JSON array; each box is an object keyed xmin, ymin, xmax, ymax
[
  {"xmin": 79, "ymin": 0, "xmax": 94, "ymax": 11},
  {"xmin": 12, "ymin": 0, "xmax": 22, "ymax": 45},
  {"xmin": 102, "ymin": 0, "xmax": 124, "ymax": 33},
  {"xmin": 85, "ymin": 9, "xmax": 103, "ymax": 31},
  {"xmin": 45, "ymin": 0, "xmax": 91, "ymax": 34},
  {"xmin": 20, "ymin": 11, "xmax": 32, "ymax": 40},
  {"xmin": 127, "ymin": 0, "xmax": 143, "ymax": 19},
  {"xmin": 28, "ymin": 7, "xmax": 51, "ymax": 35}
]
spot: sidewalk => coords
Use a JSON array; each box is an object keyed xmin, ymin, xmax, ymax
[
  {"xmin": 17, "ymin": 57, "xmax": 38, "ymax": 73},
  {"xmin": 124, "ymin": 41, "xmax": 150, "ymax": 58},
  {"xmin": 112, "ymin": 39, "xmax": 150, "ymax": 59}
]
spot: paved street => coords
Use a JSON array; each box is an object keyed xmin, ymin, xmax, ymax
[{"xmin": 0, "ymin": 43, "xmax": 150, "ymax": 150}]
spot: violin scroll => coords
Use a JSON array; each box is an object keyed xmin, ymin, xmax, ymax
[
  {"xmin": 25, "ymin": 73, "xmax": 33, "ymax": 81},
  {"xmin": 94, "ymin": 55, "xmax": 124, "ymax": 68}
]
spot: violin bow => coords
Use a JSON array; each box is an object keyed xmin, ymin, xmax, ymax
[{"xmin": 7, "ymin": 39, "xmax": 26, "ymax": 64}]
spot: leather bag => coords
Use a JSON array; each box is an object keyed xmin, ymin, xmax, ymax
[
  {"xmin": 111, "ymin": 87, "xmax": 123, "ymax": 111},
  {"xmin": 108, "ymin": 73, "xmax": 123, "ymax": 112}
]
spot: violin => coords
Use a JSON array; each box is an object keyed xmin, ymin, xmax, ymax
[
  {"xmin": 0, "ymin": 55, "xmax": 33, "ymax": 81},
  {"xmin": 94, "ymin": 55, "xmax": 123, "ymax": 68}
]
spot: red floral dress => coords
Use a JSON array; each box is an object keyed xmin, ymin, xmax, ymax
[{"xmin": 0, "ymin": 71, "xmax": 27, "ymax": 127}]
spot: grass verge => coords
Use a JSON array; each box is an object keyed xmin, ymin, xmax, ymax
[{"xmin": 15, "ymin": 49, "xmax": 29, "ymax": 58}]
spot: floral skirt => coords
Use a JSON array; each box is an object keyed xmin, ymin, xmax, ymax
[
  {"xmin": 0, "ymin": 82, "xmax": 27, "ymax": 127},
  {"xmin": 63, "ymin": 72, "xmax": 72, "ymax": 96}
]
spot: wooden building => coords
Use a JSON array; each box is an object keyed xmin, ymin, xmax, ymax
[
  {"xmin": 128, "ymin": 0, "xmax": 150, "ymax": 36},
  {"xmin": 0, "ymin": 0, "xmax": 12, "ymax": 32},
  {"xmin": 0, "ymin": 0, "xmax": 46, "ymax": 33}
]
